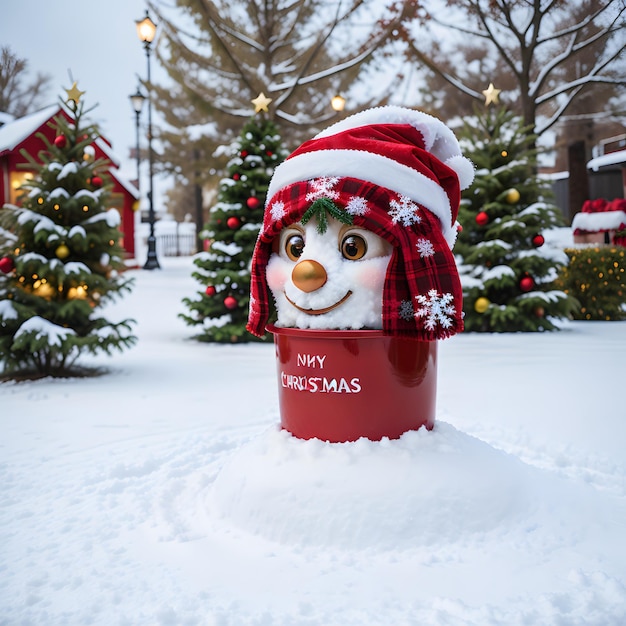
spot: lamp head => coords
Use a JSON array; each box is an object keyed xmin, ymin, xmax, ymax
[{"xmin": 136, "ymin": 11, "xmax": 157, "ymax": 44}]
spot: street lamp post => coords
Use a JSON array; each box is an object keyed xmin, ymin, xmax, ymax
[
  {"xmin": 129, "ymin": 88, "xmax": 145, "ymax": 192},
  {"xmin": 135, "ymin": 10, "xmax": 160, "ymax": 270}
]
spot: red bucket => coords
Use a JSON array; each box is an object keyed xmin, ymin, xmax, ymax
[{"xmin": 268, "ymin": 324, "xmax": 437, "ymax": 442}]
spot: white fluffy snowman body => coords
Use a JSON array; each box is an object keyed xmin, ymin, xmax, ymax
[{"xmin": 266, "ymin": 216, "xmax": 393, "ymax": 330}]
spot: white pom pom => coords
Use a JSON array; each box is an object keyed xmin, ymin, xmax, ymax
[{"xmin": 445, "ymin": 155, "xmax": 475, "ymax": 190}]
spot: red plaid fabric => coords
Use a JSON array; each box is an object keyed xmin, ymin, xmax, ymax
[{"xmin": 247, "ymin": 176, "xmax": 463, "ymax": 341}]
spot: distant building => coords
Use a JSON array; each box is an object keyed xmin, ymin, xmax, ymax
[{"xmin": 0, "ymin": 105, "xmax": 139, "ymax": 257}]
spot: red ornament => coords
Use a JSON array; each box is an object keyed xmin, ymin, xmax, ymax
[
  {"xmin": 233, "ymin": 173, "xmax": 240, "ymax": 181},
  {"xmin": 535, "ymin": 306, "xmax": 545, "ymax": 318},
  {"xmin": 246, "ymin": 196, "xmax": 260, "ymax": 210},
  {"xmin": 224, "ymin": 295, "xmax": 238, "ymax": 310},
  {"xmin": 475, "ymin": 211, "xmax": 489, "ymax": 226},
  {"xmin": 91, "ymin": 176, "xmax": 103, "ymax": 188},
  {"xmin": 0, "ymin": 256, "xmax": 15, "ymax": 274},
  {"xmin": 227, "ymin": 216, "xmax": 241, "ymax": 229},
  {"xmin": 519, "ymin": 276, "xmax": 535, "ymax": 292},
  {"xmin": 54, "ymin": 135, "xmax": 67, "ymax": 148},
  {"xmin": 241, "ymin": 150, "xmax": 248, "ymax": 158},
  {"xmin": 532, "ymin": 234, "xmax": 545, "ymax": 247},
  {"xmin": 266, "ymin": 150, "xmax": 273, "ymax": 157},
  {"xmin": 205, "ymin": 285, "xmax": 216, "ymax": 296},
  {"xmin": 457, "ymin": 224, "xmax": 463, "ymax": 233}
]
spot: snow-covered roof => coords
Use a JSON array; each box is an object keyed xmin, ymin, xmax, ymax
[
  {"xmin": 587, "ymin": 149, "xmax": 626, "ymax": 172},
  {"xmin": 0, "ymin": 104, "xmax": 59, "ymax": 153},
  {"xmin": 0, "ymin": 111, "xmax": 15, "ymax": 127},
  {"xmin": 95, "ymin": 136, "xmax": 120, "ymax": 167},
  {"xmin": 109, "ymin": 168, "xmax": 139, "ymax": 200}
]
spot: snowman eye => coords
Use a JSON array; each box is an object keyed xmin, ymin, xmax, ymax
[
  {"xmin": 341, "ymin": 234, "xmax": 367, "ymax": 260},
  {"xmin": 285, "ymin": 233, "xmax": 305, "ymax": 261}
]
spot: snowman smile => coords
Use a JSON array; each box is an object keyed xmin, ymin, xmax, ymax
[{"xmin": 284, "ymin": 290, "xmax": 353, "ymax": 315}]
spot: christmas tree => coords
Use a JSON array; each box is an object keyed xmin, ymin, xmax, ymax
[
  {"xmin": 180, "ymin": 97, "xmax": 288, "ymax": 342},
  {"xmin": 0, "ymin": 84, "xmax": 136, "ymax": 379},
  {"xmin": 455, "ymin": 92, "xmax": 577, "ymax": 332}
]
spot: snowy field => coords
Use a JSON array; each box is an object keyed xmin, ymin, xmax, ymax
[{"xmin": 1, "ymin": 255, "xmax": 626, "ymax": 626}]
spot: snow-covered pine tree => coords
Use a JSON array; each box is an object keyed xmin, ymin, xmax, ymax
[
  {"xmin": 180, "ymin": 111, "xmax": 287, "ymax": 342},
  {"xmin": 455, "ymin": 105, "xmax": 577, "ymax": 331},
  {"xmin": 0, "ymin": 85, "xmax": 136, "ymax": 379}
]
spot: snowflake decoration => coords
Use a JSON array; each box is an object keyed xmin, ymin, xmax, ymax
[
  {"xmin": 415, "ymin": 290, "xmax": 456, "ymax": 331},
  {"xmin": 305, "ymin": 177, "xmax": 340, "ymax": 202},
  {"xmin": 345, "ymin": 196, "xmax": 369, "ymax": 216},
  {"xmin": 416, "ymin": 238, "xmax": 435, "ymax": 258},
  {"xmin": 270, "ymin": 200, "xmax": 286, "ymax": 222},
  {"xmin": 398, "ymin": 299, "xmax": 415, "ymax": 322},
  {"xmin": 389, "ymin": 196, "xmax": 422, "ymax": 227}
]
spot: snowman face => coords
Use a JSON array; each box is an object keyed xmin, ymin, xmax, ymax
[{"xmin": 266, "ymin": 216, "xmax": 392, "ymax": 330}]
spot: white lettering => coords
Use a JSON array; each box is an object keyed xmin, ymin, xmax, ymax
[{"xmin": 296, "ymin": 353, "xmax": 327, "ymax": 369}]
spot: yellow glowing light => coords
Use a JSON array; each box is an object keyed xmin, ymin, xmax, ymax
[
  {"xmin": 54, "ymin": 204, "xmax": 60, "ymax": 210},
  {"xmin": 501, "ymin": 150, "xmax": 508, "ymax": 157},
  {"xmin": 38, "ymin": 197, "xmax": 44, "ymax": 204},
  {"xmin": 68, "ymin": 285, "xmax": 87, "ymax": 299},
  {"xmin": 82, "ymin": 205, "xmax": 89, "ymax": 212},
  {"xmin": 331, "ymin": 94, "xmax": 346, "ymax": 112}
]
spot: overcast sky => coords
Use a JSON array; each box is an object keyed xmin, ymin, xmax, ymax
[{"xmin": 1, "ymin": 0, "xmax": 163, "ymax": 182}]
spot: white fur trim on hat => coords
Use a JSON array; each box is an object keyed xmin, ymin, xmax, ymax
[{"xmin": 267, "ymin": 148, "xmax": 457, "ymax": 247}]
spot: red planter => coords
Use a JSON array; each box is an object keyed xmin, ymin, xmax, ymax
[{"xmin": 268, "ymin": 324, "xmax": 437, "ymax": 443}]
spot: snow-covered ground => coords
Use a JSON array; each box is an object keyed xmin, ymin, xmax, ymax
[{"xmin": 1, "ymin": 255, "xmax": 625, "ymax": 626}]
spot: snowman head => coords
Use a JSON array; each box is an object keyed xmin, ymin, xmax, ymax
[
  {"xmin": 266, "ymin": 207, "xmax": 393, "ymax": 330},
  {"xmin": 247, "ymin": 106, "xmax": 474, "ymax": 340}
]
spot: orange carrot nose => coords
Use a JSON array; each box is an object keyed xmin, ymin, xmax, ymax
[{"xmin": 292, "ymin": 259, "xmax": 327, "ymax": 292}]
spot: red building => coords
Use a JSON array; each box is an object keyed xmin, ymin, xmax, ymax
[{"xmin": 0, "ymin": 105, "xmax": 139, "ymax": 257}]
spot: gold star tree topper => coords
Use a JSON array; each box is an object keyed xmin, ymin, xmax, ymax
[
  {"xmin": 65, "ymin": 82, "xmax": 86, "ymax": 104},
  {"xmin": 482, "ymin": 83, "xmax": 501, "ymax": 106},
  {"xmin": 251, "ymin": 92, "xmax": 272, "ymax": 113}
]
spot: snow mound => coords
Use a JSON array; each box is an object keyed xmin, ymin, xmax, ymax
[{"xmin": 210, "ymin": 422, "xmax": 534, "ymax": 550}]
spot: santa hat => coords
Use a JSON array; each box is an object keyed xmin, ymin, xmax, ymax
[
  {"xmin": 247, "ymin": 106, "xmax": 474, "ymax": 340},
  {"xmin": 267, "ymin": 106, "xmax": 474, "ymax": 247}
]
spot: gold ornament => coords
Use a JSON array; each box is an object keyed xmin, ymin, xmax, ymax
[
  {"xmin": 55, "ymin": 244, "xmax": 70, "ymax": 259},
  {"xmin": 505, "ymin": 188, "xmax": 520, "ymax": 204},
  {"xmin": 474, "ymin": 297, "xmax": 490, "ymax": 313},
  {"xmin": 65, "ymin": 81, "xmax": 85, "ymax": 104},
  {"xmin": 251, "ymin": 92, "xmax": 272, "ymax": 113},
  {"xmin": 482, "ymin": 83, "xmax": 501, "ymax": 106}
]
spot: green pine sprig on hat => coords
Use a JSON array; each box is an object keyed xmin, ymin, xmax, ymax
[{"xmin": 301, "ymin": 197, "xmax": 353, "ymax": 234}]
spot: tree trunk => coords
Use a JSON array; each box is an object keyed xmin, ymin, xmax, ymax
[{"xmin": 567, "ymin": 141, "xmax": 590, "ymax": 224}]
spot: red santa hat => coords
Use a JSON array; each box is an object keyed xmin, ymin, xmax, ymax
[{"xmin": 247, "ymin": 106, "xmax": 475, "ymax": 340}]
